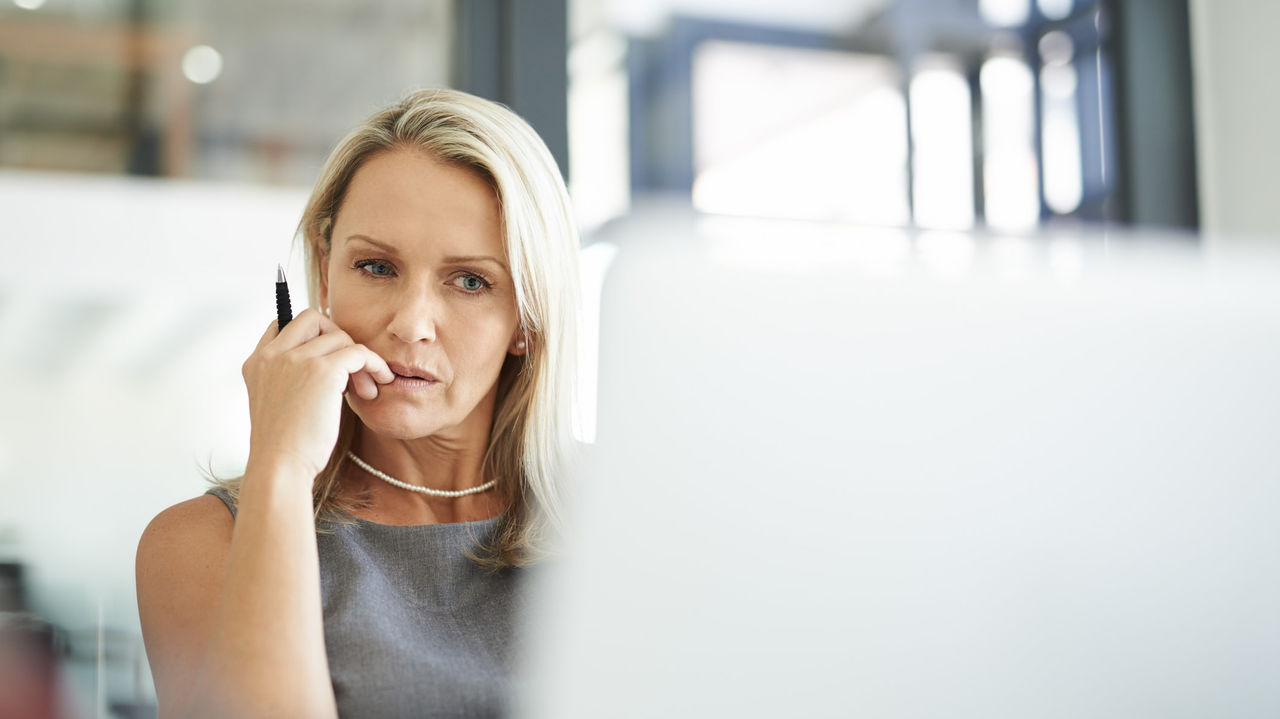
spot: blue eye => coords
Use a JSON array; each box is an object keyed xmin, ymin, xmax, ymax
[
  {"xmin": 453, "ymin": 273, "xmax": 492, "ymax": 292},
  {"xmin": 355, "ymin": 260, "xmax": 394, "ymax": 277}
]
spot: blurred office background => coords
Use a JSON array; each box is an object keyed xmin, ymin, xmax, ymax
[{"xmin": 0, "ymin": 0, "xmax": 1276, "ymax": 715}]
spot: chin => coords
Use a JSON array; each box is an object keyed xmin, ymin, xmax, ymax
[{"xmin": 347, "ymin": 396, "xmax": 446, "ymax": 440}]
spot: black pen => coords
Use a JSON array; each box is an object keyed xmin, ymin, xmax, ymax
[{"xmin": 276, "ymin": 264, "xmax": 293, "ymax": 331}]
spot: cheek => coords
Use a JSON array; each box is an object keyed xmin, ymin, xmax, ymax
[
  {"xmin": 329, "ymin": 297, "xmax": 381, "ymax": 343},
  {"xmin": 470, "ymin": 326, "xmax": 516, "ymax": 364},
  {"xmin": 452, "ymin": 317, "xmax": 517, "ymax": 374}
]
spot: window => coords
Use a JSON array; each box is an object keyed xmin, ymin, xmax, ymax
[{"xmin": 692, "ymin": 40, "xmax": 908, "ymax": 226}]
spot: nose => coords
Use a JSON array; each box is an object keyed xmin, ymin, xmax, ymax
[{"xmin": 387, "ymin": 283, "xmax": 439, "ymax": 344}]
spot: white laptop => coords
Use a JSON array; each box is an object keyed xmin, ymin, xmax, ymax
[{"xmin": 517, "ymin": 211, "xmax": 1280, "ymax": 719}]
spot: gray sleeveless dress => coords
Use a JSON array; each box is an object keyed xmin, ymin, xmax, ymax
[{"xmin": 206, "ymin": 487, "xmax": 525, "ymax": 719}]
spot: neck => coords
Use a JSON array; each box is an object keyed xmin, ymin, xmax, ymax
[
  {"xmin": 345, "ymin": 429, "xmax": 507, "ymax": 525},
  {"xmin": 355, "ymin": 431, "xmax": 489, "ymax": 490}
]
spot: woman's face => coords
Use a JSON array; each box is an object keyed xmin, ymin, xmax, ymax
[{"xmin": 321, "ymin": 148, "xmax": 524, "ymax": 441}]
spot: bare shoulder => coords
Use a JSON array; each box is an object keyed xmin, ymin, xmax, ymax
[
  {"xmin": 136, "ymin": 495, "xmax": 235, "ymax": 706},
  {"xmin": 138, "ymin": 495, "xmax": 234, "ymax": 572},
  {"xmin": 137, "ymin": 493, "xmax": 234, "ymax": 617}
]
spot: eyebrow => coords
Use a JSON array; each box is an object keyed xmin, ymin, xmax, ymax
[
  {"xmin": 345, "ymin": 235, "xmax": 509, "ymax": 271},
  {"xmin": 442, "ymin": 254, "xmax": 509, "ymax": 271},
  {"xmin": 345, "ymin": 234, "xmax": 400, "ymax": 255}
]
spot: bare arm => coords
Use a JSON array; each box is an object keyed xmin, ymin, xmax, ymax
[
  {"xmin": 137, "ymin": 310, "xmax": 393, "ymax": 718},
  {"xmin": 137, "ymin": 486, "xmax": 334, "ymax": 718}
]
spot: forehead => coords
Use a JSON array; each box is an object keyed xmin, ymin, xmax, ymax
[{"xmin": 333, "ymin": 149, "xmax": 503, "ymax": 258}]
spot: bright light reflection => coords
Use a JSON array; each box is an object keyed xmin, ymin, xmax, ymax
[
  {"xmin": 980, "ymin": 0, "xmax": 1031, "ymax": 26},
  {"xmin": 981, "ymin": 56, "xmax": 1039, "ymax": 230},
  {"xmin": 182, "ymin": 45, "xmax": 223, "ymax": 84},
  {"xmin": 910, "ymin": 63, "xmax": 975, "ymax": 230},
  {"xmin": 1041, "ymin": 64, "xmax": 1083, "ymax": 214},
  {"xmin": 1038, "ymin": 0, "xmax": 1074, "ymax": 20},
  {"xmin": 1039, "ymin": 31, "xmax": 1075, "ymax": 65},
  {"xmin": 14, "ymin": 0, "xmax": 46, "ymax": 9},
  {"xmin": 576, "ymin": 241, "xmax": 619, "ymax": 445},
  {"xmin": 1039, "ymin": 33, "xmax": 1082, "ymax": 215},
  {"xmin": 569, "ymin": 31, "xmax": 630, "ymax": 234}
]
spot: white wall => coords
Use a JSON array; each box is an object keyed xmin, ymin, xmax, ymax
[{"xmin": 1190, "ymin": 0, "xmax": 1280, "ymax": 239}]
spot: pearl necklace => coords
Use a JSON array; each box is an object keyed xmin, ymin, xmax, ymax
[{"xmin": 346, "ymin": 451, "xmax": 498, "ymax": 498}]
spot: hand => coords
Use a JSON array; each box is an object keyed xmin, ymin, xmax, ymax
[{"xmin": 241, "ymin": 309, "xmax": 393, "ymax": 483}]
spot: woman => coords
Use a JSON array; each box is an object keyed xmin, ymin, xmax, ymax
[{"xmin": 136, "ymin": 89, "xmax": 580, "ymax": 718}]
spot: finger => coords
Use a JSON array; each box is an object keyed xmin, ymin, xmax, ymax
[
  {"xmin": 285, "ymin": 327, "xmax": 357, "ymax": 360},
  {"xmin": 313, "ymin": 316, "xmax": 391, "ymax": 383},
  {"xmin": 350, "ymin": 371, "xmax": 378, "ymax": 400},
  {"xmin": 273, "ymin": 308, "xmax": 326, "ymax": 347},
  {"xmin": 329, "ymin": 345, "xmax": 394, "ymax": 385},
  {"xmin": 254, "ymin": 319, "xmax": 279, "ymax": 352},
  {"xmin": 316, "ymin": 312, "xmax": 346, "ymax": 335},
  {"xmin": 276, "ymin": 313, "xmax": 392, "ymax": 385}
]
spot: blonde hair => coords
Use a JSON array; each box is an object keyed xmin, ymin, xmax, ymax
[{"xmin": 222, "ymin": 89, "xmax": 580, "ymax": 568}]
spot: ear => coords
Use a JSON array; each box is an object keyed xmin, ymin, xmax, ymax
[{"xmin": 509, "ymin": 329, "xmax": 528, "ymax": 356}]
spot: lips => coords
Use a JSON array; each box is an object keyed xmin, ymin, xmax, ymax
[{"xmin": 386, "ymin": 361, "xmax": 440, "ymax": 383}]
